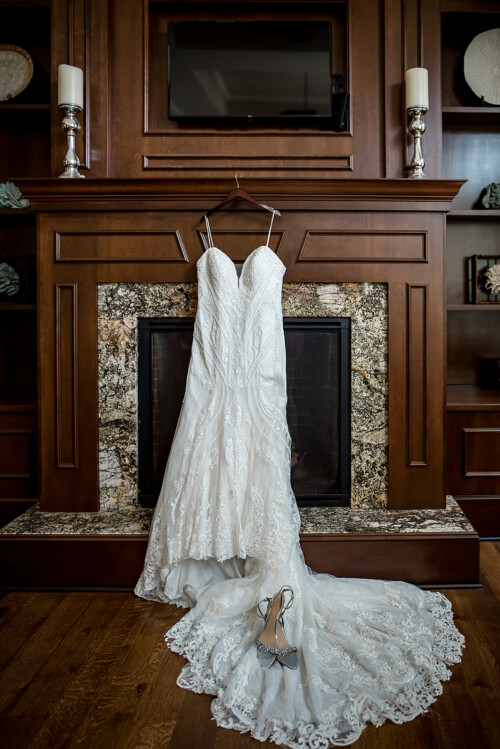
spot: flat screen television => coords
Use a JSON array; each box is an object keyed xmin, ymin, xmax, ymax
[{"xmin": 168, "ymin": 20, "xmax": 347, "ymax": 128}]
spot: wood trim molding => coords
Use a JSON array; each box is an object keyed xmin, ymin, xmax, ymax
[
  {"xmin": 407, "ymin": 283, "xmax": 429, "ymax": 467},
  {"xmin": 55, "ymin": 284, "xmax": 79, "ymax": 469},
  {"xmin": 15, "ymin": 178, "xmax": 465, "ymax": 207},
  {"xmin": 143, "ymin": 154, "xmax": 354, "ymax": 173}
]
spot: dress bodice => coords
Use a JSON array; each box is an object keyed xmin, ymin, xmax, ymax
[{"xmin": 194, "ymin": 245, "xmax": 286, "ymax": 391}]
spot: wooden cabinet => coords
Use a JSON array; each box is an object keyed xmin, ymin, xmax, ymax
[
  {"xmin": 441, "ymin": 2, "xmax": 500, "ymax": 537},
  {"xmin": 0, "ymin": 213, "xmax": 38, "ymax": 522},
  {"xmin": 0, "ymin": 0, "xmax": 50, "ymax": 522}
]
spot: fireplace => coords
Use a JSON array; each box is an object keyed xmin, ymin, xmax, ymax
[
  {"xmin": 98, "ymin": 281, "xmax": 387, "ymax": 512},
  {"xmin": 137, "ymin": 317, "xmax": 351, "ymax": 508}
]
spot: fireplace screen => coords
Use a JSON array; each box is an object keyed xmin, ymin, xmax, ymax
[{"xmin": 138, "ymin": 318, "xmax": 350, "ymax": 507}]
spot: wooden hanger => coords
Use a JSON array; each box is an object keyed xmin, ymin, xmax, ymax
[{"xmin": 200, "ymin": 175, "xmax": 281, "ymax": 222}]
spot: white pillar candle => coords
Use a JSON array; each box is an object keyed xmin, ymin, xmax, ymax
[
  {"xmin": 405, "ymin": 67, "xmax": 428, "ymax": 110},
  {"xmin": 58, "ymin": 64, "xmax": 84, "ymax": 108}
]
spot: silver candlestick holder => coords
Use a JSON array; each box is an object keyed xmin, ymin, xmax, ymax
[
  {"xmin": 58, "ymin": 104, "xmax": 85, "ymax": 178},
  {"xmin": 407, "ymin": 106, "xmax": 427, "ymax": 179}
]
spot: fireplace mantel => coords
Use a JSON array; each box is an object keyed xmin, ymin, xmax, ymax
[
  {"xmin": 17, "ymin": 178, "xmax": 464, "ymax": 211},
  {"xmin": 24, "ymin": 177, "xmax": 464, "ymax": 514}
]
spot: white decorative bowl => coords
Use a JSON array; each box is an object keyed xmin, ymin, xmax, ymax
[
  {"xmin": 0, "ymin": 45, "xmax": 33, "ymax": 102},
  {"xmin": 464, "ymin": 28, "xmax": 500, "ymax": 105}
]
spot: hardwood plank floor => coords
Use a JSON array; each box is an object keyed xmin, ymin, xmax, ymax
[{"xmin": 0, "ymin": 543, "xmax": 499, "ymax": 749}]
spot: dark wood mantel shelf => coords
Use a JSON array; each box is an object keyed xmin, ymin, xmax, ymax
[{"xmin": 13, "ymin": 178, "xmax": 465, "ymax": 211}]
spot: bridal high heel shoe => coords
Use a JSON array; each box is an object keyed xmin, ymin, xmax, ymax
[{"xmin": 256, "ymin": 585, "xmax": 298, "ymax": 670}]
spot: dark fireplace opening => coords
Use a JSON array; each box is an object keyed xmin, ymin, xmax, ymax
[{"xmin": 138, "ymin": 318, "xmax": 351, "ymax": 508}]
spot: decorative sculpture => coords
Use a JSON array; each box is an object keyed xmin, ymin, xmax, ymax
[
  {"xmin": 481, "ymin": 183, "xmax": 500, "ymax": 210},
  {"xmin": 0, "ymin": 181, "xmax": 30, "ymax": 209},
  {"xmin": 0, "ymin": 262, "xmax": 20, "ymax": 296},
  {"xmin": 485, "ymin": 264, "xmax": 500, "ymax": 295}
]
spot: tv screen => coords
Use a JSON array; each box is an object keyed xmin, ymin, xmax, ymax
[{"xmin": 168, "ymin": 21, "xmax": 334, "ymax": 124}]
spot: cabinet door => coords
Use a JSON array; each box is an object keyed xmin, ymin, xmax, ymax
[{"xmin": 447, "ymin": 412, "xmax": 500, "ymax": 495}]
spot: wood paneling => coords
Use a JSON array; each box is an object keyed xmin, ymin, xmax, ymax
[
  {"xmin": 39, "ymin": 215, "xmax": 99, "ymax": 511},
  {"xmin": 297, "ymin": 230, "xmax": 427, "ymax": 263},
  {"xmin": 55, "ymin": 285, "xmax": 79, "ymax": 469},
  {"xmin": 384, "ymin": 0, "xmax": 442, "ymax": 178},
  {"xmin": 0, "ymin": 531, "xmax": 479, "ymax": 589},
  {"xmin": 143, "ymin": 154, "xmax": 354, "ymax": 174},
  {"xmin": 407, "ymin": 284, "xmax": 428, "ymax": 466},
  {"xmin": 56, "ymin": 230, "xmax": 189, "ymax": 263},
  {"xmin": 106, "ymin": 0, "xmax": 385, "ymax": 179},
  {"xmin": 51, "ymin": 0, "xmax": 109, "ymax": 177},
  {"xmin": 456, "ymin": 496, "xmax": 500, "ymax": 540},
  {"xmin": 463, "ymin": 428, "xmax": 500, "ymax": 477},
  {"xmin": 447, "ymin": 412, "xmax": 500, "ymax": 495},
  {"xmin": 0, "ymin": 414, "xmax": 37, "ymax": 498}
]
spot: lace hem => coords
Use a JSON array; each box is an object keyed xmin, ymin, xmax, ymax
[{"xmin": 164, "ymin": 584, "xmax": 464, "ymax": 749}]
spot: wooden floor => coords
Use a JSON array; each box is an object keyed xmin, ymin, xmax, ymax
[{"xmin": 0, "ymin": 544, "xmax": 499, "ymax": 749}]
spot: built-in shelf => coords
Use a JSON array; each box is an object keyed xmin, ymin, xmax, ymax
[
  {"xmin": 442, "ymin": 106, "xmax": 500, "ymax": 125},
  {"xmin": 447, "ymin": 304, "xmax": 500, "ymax": 311},
  {"xmin": 0, "ymin": 304, "xmax": 37, "ymax": 311},
  {"xmin": 0, "ymin": 103, "xmax": 50, "ymax": 111},
  {"xmin": 0, "ymin": 497, "xmax": 38, "ymax": 504},
  {"xmin": 448, "ymin": 210, "xmax": 500, "ymax": 220},
  {"xmin": 0, "ymin": 209, "xmax": 35, "ymax": 216},
  {"xmin": 0, "ymin": 388, "xmax": 37, "ymax": 413},
  {"xmin": 447, "ymin": 385, "xmax": 500, "ymax": 412}
]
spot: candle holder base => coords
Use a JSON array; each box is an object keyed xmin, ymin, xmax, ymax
[
  {"xmin": 59, "ymin": 166, "xmax": 85, "ymax": 179},
  {"xmin": 58, "ymin": 105, "xmax": 85, "ymax": 179},
  {"xmin": 407, "ymin": 168, "xmax": 427, "ymax": 180}
]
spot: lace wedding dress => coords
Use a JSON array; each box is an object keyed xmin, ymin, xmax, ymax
[{"xmin": 135, "ymin": 213, "xmax": 464, "ymax": 748}]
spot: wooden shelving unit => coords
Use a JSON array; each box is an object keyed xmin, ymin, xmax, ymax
[
  {"xmin": 442, "ymin": 3, "xmax": 500, "ymax": 537},
  {"xmin": 448, "ymin": 210, "xmax": 500, "ymax": 220},
  {"xmin": 0, "ymin": 0, "xmax": 50, "ymax": 519},
  {"xmin": 447, "ymin": 385, "xmax": 500, "ymax": 412},
  {"xmin": 442, "ymin": 106, "xmax": 500, "ymax": 125},
  {"xmin": 447, "ymin": 304, "xmax": 500, "ymax": 311}
]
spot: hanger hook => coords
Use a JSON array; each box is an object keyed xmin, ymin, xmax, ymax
[{"xmin": 234, "ymin": 173, "xmax": 239, "ymax": 188}]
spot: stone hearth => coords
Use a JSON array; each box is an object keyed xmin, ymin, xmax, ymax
[{"xmin": 0, "ymin": 496, "xmax": 474, "ymax": 536}]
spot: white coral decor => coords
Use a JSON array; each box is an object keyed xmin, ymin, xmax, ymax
[{"xmin": 485, "ymin": 264, "xmax": 500, "ymax": 295}]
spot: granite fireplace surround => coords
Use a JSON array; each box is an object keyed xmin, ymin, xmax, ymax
[{"xmin": 98, "ymin": 280, "xmax": 388, "ymax": 512}]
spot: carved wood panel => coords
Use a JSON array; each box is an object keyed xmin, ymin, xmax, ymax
[
  {"xmin": 55, "ymin": 284, "xmax": 79, "ymax": 468},
  {"xmin": 407, "ymin": 283, "xmax": 428, "ymax": 467},
  {"xmin": 0, "ymin": 414, "xmax": 37, "ymax": 498},
  {"xmin": 463, "ymin": 429, "xmax": 500, "ymax": 478}
]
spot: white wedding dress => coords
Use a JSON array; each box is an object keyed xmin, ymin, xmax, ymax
[{"xmin": 134, "ymin": 213, "xmax": 464, "ymax": 748}]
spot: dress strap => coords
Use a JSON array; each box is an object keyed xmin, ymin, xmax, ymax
[
  {"xmin": 204, "ymin": 215, "xmax": 214, "ymax": 249},
  {"xmin": 266, "ymin": 210, "xmax": 276, "ymax": 248}
]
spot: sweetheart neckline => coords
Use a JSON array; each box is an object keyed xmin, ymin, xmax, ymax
[{"xmin": 198, "ymin": 245, "xmax": 286, "ymax": 290}]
